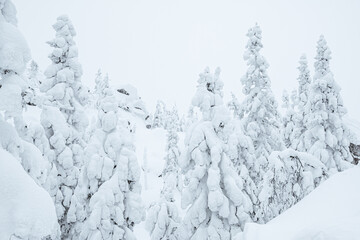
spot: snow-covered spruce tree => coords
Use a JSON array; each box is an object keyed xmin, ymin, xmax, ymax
[
  {"xmin": 40, "ymin": 15, "xmax": 89, "ymax": 236},
  {"xmin": 178, "ymin": 67, "xmax": 253, "ymax": 239},
  {"xmin": 281, "ymin": 89, "xmax": 299, "ymax": 148},
  {"xmin": 302, "ymin": 35, "xmax": 352, "ymax": 172},
  {"xmin": 163, "ymin": 105, "xmax": 181, "ymax": 131},
  {"xmin": 185, "ymin": 105, "xmax": 198, "ymax": 131},
  {"xmin": 161, "ymin": 107, "xmax": 181, "ymax": 181},
  {"xmin": 238, "ymin": 24, "xmax": 284, "ymax": 184},
  {"xmin": 93, "ymin": 68, "xmax": 109, "ymax": 106},
  {"xmin": 258, "ymin": 149, "xmax": 327, "ymax": 222},
  {"xmin": 146, "ymin": 111, "xmax": 181, "ymax": 239},
  {"xmin": 297, "ymin": 55, "xmax": 311, "ymax": 110},
  {"xmin": 153, "ymin": 100, "xmax": 166, "ymax": 128},
  {"xmin": 67, "ymin": 87, "xmax": 145, "ymax": 239},
  {"xmin": 22, "ymin": 60, "xmax": 41, "ymax": 107},
  {"xmin": 288, "ymin": 54, "xmax": 312, "ymax": 151},
  {"xmin": 227, "ymin": 92, "xmax": 242, "ymax": 119}
]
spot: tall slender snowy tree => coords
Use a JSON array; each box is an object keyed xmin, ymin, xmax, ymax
[
  {"xmin": 40, "ymin": 15, "xmax": 89, "ymax": 237},
  {"xmin": 93, "ymin": 69, "xmax": 109, "ymax": 106},
  {"xmin": 281, "ymin": 89, "xmax": 299, "ymax": 148},
  {"xmin": 302, "ymin": 35, "xmax": 352, "ymax": 172},
  {"xmin": 153, "ymin": 100, "xmax": 166, "ymax": 128},
  {"xmin": 178, "ymin": 67, "xmax": 253, "ymax": 239},
  {"xmin": 238, "ymin": 24, "xmax": 284, "ymax": 184},
  {"xmin": 67, "ymin": 87, "xmax": 144, "ymax": 239},
  {"xmin": 288, "ymin": 54, "xmax": 312, "ymax": 151}
]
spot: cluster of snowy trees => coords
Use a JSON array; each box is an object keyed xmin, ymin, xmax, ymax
[
  {"xmin": 146, "ymin": 24, "xmax": 356, "ymax": 239},
  {"xmin": 0, "ymin": 1, "xmax": 144, "ymax": 239},
  {"xmin": 152, "ymin": 100, "xmax": 185, "ymax": 132},
  {"xmin": 0, "ymin": 1, "xmax": 358, "ymax": 239}
]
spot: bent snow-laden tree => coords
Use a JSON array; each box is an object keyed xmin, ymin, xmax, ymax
[
  {"xmin": 40, "ymin": 15, "xmax": 89, "ymax": 237},
  {"xmin": 67, "ymin": 87, "xmax": 144, "ymax": 239},
  {"xmin": 178, "ymin": 67, "xmax": 253, "ymax": 239},
  {"xmin": 302, "ymin": 35, "xmax": 352, "ymax": 173},
  {"xmin": 238, "ymin": 24, "xmax": 284, "ymax": 185}
]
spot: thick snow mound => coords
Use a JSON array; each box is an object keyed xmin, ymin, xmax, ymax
[
  {"xmin": 0, "ymin": 149, "xmax": 59, "ymax": 239},
  {"xmin": 237, "ymin": 166, "xmax": 360, "ymax": 240}
]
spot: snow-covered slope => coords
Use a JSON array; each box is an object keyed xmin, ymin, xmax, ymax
[
  {"xmin": 237, "ymin": 166, "xmax": 360, "ymax": 240},
  {"xmin": 0, "ymin": 149, "xmax": 59, "ymax": 239}
]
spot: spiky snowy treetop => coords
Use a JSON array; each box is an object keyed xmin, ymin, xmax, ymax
[
  {"xmin": 314, "ymin": 35, "xmax": 331, "ymax": 80},
  {"xmin": 228, "ymin": 92, "xmax": 242, "ymax": 119},
  {"xmin": 302, "ymin": 35, "xmax": 352, "ymax": 172},
  {"xmin": 94, "ymin": 69, "xmax": 109, "ymax": 105},
  {"xmin": 297, "ymin": 54, "xmax": 311, "ymax": 109},
  {"xmin": 192, "ymin": 66, "xmax": 223, "ymax": 120}
]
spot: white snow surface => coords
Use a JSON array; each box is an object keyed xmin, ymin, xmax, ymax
[
  {"xmin": 0, "ymin": 148, "xmax": 59, "ymax": 239},
  {"xmin": 236, "ymin": 166, "xmax": 360, "ymax": 240}
]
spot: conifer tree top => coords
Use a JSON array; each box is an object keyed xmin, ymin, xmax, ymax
[
  {"xmin": 314, "ymin": 35, "xmax": 332, "ymax": 79},
  {"xmin": 242, "ymin": 24, "xmax": 270, "ymax": 94}
]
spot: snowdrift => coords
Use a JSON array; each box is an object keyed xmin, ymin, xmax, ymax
[
  {"xmin": 237, "ymin": 166, "xmax": 360, "ymax": 240},
  {"xmin": 0, "ymin": 149, "xmax": 59, "ymax": 239}
]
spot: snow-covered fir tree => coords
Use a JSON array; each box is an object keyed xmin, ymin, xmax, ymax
[
  {"xmin": 281, "ymin": 89, "xmax": 299, "ymax": 148},
  {"xmin": 153, "ymin": 100, "xmax": 166, "ymax": 128},
  {"xmin": 22, "ymin": 60, "xmax": 42, "ymax": 107},
  {"xmin": 227, "ymin": 92, "xmax": 242, "ymax": 119},
  {"xmin": 178, "ymin": 67, "xmax": 253, "ymax": 239},
  {"xmin": 161, "ymin": 108, "xmax": 181, "ymax": 181},
  {"xmin": 163, "ymin": 105, "xmax": 181, "ymax": 131},
  {"xmin": 185, "ymin": 105, "xmax": 198, "ymax": 131},
  {"xmin": 67, "ymin": 87, "xmax": 144, "ymax": 239},
  {"xmin": 238, "ymin": 24, "xmax": 284, "ymax": 184},
  {"xmin": 93, "ymin": 68, "xmax": 109, "ymax": 106},
  {"xmin": 302, "ymin": 35, "xmax": 352, "ymax": 172},
  {"xmin": 40, "ymin": 15, "xmax": 89, "ymax": 237},
  {"xmin": 288, "ymin": 54, "xmax": 312, "ymax": 151}
]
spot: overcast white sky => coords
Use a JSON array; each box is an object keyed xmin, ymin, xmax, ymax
[{"xmin": 15, "ymin": 0, "xmax": 360, "ymax": 119}]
